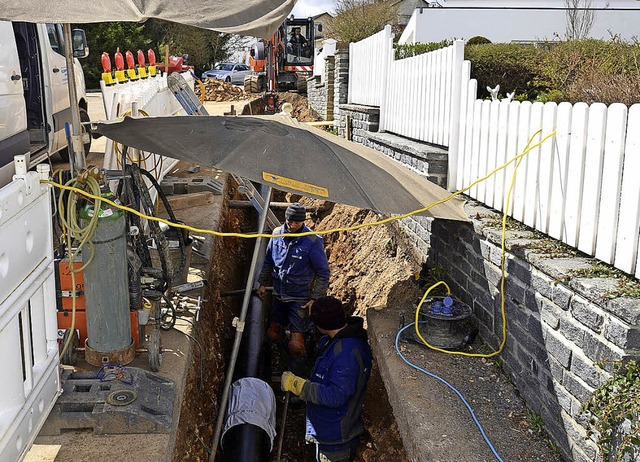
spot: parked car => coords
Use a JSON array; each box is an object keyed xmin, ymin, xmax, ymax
[{"xmin": 201, "ymin": 62, "xmax": 251, "ymax": 84}]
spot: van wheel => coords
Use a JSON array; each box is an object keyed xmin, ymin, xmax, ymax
[{"xmin": 59, "ymin": 108, "xmax": 92, "ymax": 162}]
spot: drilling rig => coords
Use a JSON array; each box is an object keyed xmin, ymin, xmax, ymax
[{"xmin": 243, "ymin": 16, "xmax": 319, "ymax": 112}]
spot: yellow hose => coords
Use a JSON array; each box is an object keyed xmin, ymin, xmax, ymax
[{"xmin": 58, "ymin": 175, "xmax": 102, "ymax": 361}]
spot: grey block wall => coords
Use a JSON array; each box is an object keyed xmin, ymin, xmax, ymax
[
  {"xmin": 395, "ymin": 207, "xmax": 640, "ymax": 461},
  {"xmin": 307, "ymin": 55, "xmax": 335, "ymax": 120}
]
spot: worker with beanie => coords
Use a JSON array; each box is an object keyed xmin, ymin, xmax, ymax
[
  {"xmin": 280, "ymin": 296, "xmax": 372, "ymax": 462},
  {"xmin": 257, "ymin": 202, "xmax": 330, "ymax": 358}
]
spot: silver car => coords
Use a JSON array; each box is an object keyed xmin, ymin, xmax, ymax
[{"xmin": 201, "ymin": 62, "xmax": 251, "ymax": 84}]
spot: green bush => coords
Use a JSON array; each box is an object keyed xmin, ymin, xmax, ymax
[
  {"xmin": 465, "ymin": 43, "xmax": 545, "ymax": 101},
  {"xmin": 582, "ymin": 360, "xmax": 640, "ymax": 461},
  {"xmin": 394, "ymin": 40, "xmax": 453, "ymax": 60},
  {"xmin": 465, "ymin": 39, "xmax": 640, "ymax": 104},
  {"xmin": 467, "ymin": 36, "xmax": 492, "ymax": 45}
]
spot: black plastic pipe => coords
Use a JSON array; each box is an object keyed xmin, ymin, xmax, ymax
[
  {"xmin": 219, "ymin": 228, "xmax": 272, "ymax": 461},
  {"xmin": 220, "ymin": 296, "xmax": 271, "ymax": 461}
]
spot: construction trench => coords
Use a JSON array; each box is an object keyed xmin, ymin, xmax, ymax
[
  {"xmin": 168, "ymin": 176, "xmax": 411, "ymax": 462},
  {"xmin": 29, "ymin": 93, "xmax": 565, "ymax": 462}
]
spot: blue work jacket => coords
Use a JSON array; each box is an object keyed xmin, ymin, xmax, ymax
[
  {"xmin": 300, "ymin": 317, "xmax": 372, "ymax": 445},
  {"xmin": 259, "ymin": 224, "xmax": 330, "ymax": 301}
]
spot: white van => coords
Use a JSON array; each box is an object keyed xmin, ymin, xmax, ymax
[{"xmin": 0, "ymin": 21, "xmax": 90, "ymax": 186}]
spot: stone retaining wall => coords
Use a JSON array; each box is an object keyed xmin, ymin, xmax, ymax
[
  {"xmin": 307, "ymin": 56, "xmax": 335, "ymax": 120},
  {"xmin": 394, "ymin": 203, "xmax": 640, "ymax": 462}
]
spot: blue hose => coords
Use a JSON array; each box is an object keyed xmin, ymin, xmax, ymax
[{"xmin": 395, "ymin": 323, "xmax": 504, "ymax": 462}]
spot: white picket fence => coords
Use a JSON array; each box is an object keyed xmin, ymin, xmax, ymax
[
  {"xmin": 348, "ymin": 31, "xmax": 640, "ymax": 278},
  {"xmin": 348, "ymin": 25, "xmax": 393, "ymax": 107},
  {"xmin": 456, "ymin": 93, "xmax": 640, "ymax": 279},
  {"xmin": 382, "ymin": 41, "xmax": 464, "ymax": 149},
  {"xmin": 349, "ymin": 31, "xmax": 464, "ymax": 148}
]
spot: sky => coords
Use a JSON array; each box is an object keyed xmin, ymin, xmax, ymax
[{"xmin": 290, "ymin": 0, "xmax": 337, "ymax": 17}]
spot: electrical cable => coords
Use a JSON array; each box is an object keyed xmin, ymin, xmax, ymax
[
  {"xmin": 395, "ymin": 323, "xmax": 504, "ymax": 462},
  {"xmin": 412, "ymin": 130, "xmax": 537, "ymax": 358}
]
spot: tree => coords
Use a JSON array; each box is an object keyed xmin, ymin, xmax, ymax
[
  {"xmin": 147, "ymin": 20, "xmax": 231, "ymax": 75},
  {"xmin": 565, "ymin": 0, "xmax": 596, "ymax": 40},
  {"xmin": 326, "ymin": 0, "xmax": 399, "ymax": 43}
]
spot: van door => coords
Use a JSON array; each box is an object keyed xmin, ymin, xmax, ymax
[
  {"xmin": 40, "ymin": 23, "xmax": 71, "ymax": 153},
  {"xmin": 0, "ymin": 21, "xmax": 29, "ymax": 182}
]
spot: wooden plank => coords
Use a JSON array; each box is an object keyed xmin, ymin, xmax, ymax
[
  {"xmin": 484, "ymin": 100, "xmax": 501, "ymax": 208},
  {"xmin": 159, "ymin": 191, "xmax": 216, "ymax": 212},
  {"xmin": 443, "ymin": 45, "xmax": 454, "ymax": 145},
  {"xmin": 469, "ymin": 99, "xmax": 484, "ymax": 199},
  {"xmin": 454, "ymin": 60, "xmax": 471, "ymax": 191},
  {"xmin": 578, "ymin": 103, "xmax": 607, "ymax": 255},
  {"xmin": 503, "ymin": 101, "xmax": 521, "ymax": 214},
  {"xmin": 462, "ymin": 81, "xmax": 478, "ymax": 191},
  {"xmin": 512, "ymin": 101, "xmax": 532, "ymax": 222},
  {"xmin": 419, "ymin": 53, "xmax": 429, "ymax": 143},
  {"xmin": 595, "ymin": 103, "xmax": 628, "ymax": 264},
  {"xmin": 523, "ymin": 102, "xmax": 544, "ymax": 229},
  {"xmin": 564, "ymin": 102, "xmax": 589, "ymax": 248},
  {"xmin": 548, "ymin": 102, "xmax": 573, "ymax": 241},
  {"xmin": 537, "ymin": 102, "xmax": 558, "ymax": 234},
  {"xmin": 614, "ymin": 104, "xmax": 640, "ymax": 273},
  {"xmin": 435, "ymin": 50, "xmax": 444, "ymax": 145}
]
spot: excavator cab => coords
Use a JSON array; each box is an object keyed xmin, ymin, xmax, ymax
[{"xmin": 282, "ymin": 18, "xmax": 314, "ymax": 67}]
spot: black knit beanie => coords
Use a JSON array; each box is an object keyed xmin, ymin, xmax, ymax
[
  {"xmin": 285, "ymin": 202, "xmax": 306, "ymax": 222},
  {"xmin": 311, "ymin": 296, "xmax": 347, "ymax": 330}
]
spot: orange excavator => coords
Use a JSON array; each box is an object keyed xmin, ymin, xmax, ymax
[{"xmin": 244, "ymin": 16, "xmax": 320, "ymax": 112}]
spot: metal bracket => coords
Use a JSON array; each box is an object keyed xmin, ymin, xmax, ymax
[{"xmin": 232, "ymin": 317, "xmax": 245, "ymax": 332}]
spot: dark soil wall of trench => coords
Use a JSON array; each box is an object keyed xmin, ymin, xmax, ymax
[{"xmin": 172, "ymin": 179, "xmax": 250, "ymax": 462}]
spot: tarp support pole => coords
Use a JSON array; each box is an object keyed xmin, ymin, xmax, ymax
[
  {"xmin": 209, "ymin": 186, "xmax": 273, "ymax": 461},
  {"xmin": 63, "ymin": 23, "xmax": 85, "ymax": 170}
]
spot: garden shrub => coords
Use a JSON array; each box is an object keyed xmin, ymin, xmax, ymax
[
  {"xmin": 394, "ymin": 40, "xmax": 453, "ymax": 60},
  {"xmin": 467, "ymin": 36, "xmax": 491, "ymax": 45},
  {"xmin": 465, "ymin": 39, "xmax": 640, "ymax": 104},
  {"xmin": 465, "ymin": 43, "xmax": 545, "ymax": 100}
]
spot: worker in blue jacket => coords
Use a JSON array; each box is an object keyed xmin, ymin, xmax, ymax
[
  {"xmin": 280, "ymin": 296, "xmax": 372, "ymax": 462},
  {"xmin": 257, "ymin": 202, "xmax": 330, "ymax": 357}
]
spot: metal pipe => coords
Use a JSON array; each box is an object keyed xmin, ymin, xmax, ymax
[
  {"xmin": 228, "ymin": 200, "xmax": 320, "ymax": 213},
  {"xmin": 63, "ymin": 24, "xmax": 85, "ymax": 170},
  {"xmin": 209, "ymin": 187, "xmax": 273, "ymax": 462}
]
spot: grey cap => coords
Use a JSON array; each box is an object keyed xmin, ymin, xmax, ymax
[{"xmin": 285, "ymin": 202, "xmax": 306, "ymax": 222}]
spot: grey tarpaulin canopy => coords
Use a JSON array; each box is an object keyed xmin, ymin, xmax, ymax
[
  {"xmin": 95, "ymin": 114, "xmax": 469, "ymax": 221},
  {"xmin": 0, "ymin": 0, "xmax": 297, "ymax": 38}
]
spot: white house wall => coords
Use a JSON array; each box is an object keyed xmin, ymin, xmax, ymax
[{"xmin": 400, "ymin": 7, "xmax": 640, "ymax": 43}]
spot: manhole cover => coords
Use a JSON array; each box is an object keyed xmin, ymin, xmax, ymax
[{"xmin": 107, "ymin": 390, "xmax": 137, "ymax": 406}]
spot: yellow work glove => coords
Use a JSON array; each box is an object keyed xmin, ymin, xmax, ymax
[{"xmin": 281, "ymin": 371, "xmax": 307, "ymax": 396}]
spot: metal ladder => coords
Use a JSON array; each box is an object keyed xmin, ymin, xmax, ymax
[{"xmin": 167, "ymin": 72, "xmax": 209, "ymax": 115}]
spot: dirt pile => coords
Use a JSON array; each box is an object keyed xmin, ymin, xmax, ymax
[
  {"xmin": 278, "ymin": 93, "xmax": 321, "ymax": 122},
  {"xmin": 304, "ymin": 201, "xmax": 423, "ymax": 317},
  {"xmin": 195, "ymin": 78, "xmax": 250, "ymax": 102}
]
